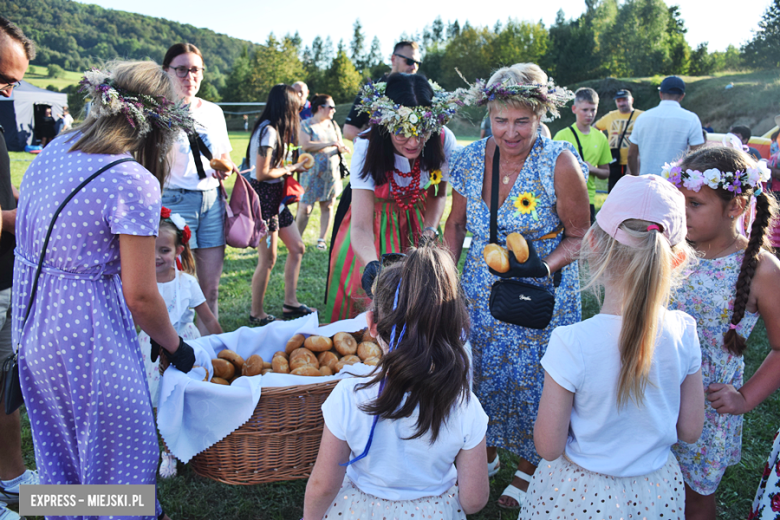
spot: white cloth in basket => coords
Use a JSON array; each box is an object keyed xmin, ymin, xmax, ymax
[{"xmin": 157, "ymin": 312, "xmax": 372, "ymax": 463}]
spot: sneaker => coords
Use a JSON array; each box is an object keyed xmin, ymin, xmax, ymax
[
  {"xmin": 159, "ymin": 451, "xmax": 177, "ymax": 479},
  {"xmin": 0, "ymin": 502, "xmax": 21, "ymax": 520},
  {"xmin": 0, "ymin": 470, "xmax": 38, "ymax": 505}
]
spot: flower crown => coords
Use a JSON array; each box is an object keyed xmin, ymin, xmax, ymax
[
  {"xmin": 661, "ymin": 160, "xmax": 771, "ymax": 195},
  {"xmin": 455, "ymin": 71, "xmax": 574, "ymax": 122},
  {"xmin": 161, "ymin": 206, "xmax": 191, "ymax": 245},
  {"xmin": 79, "ymin": 69, "xmax": 195, "ymax": 138},
  {"xmin": 357, "ymin": 80, "xmax": 464, "ymax": 138}
]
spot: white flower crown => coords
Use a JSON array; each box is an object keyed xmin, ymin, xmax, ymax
[
  {"xmin": 357, "ymin": 80, "xmax": 464, "ymax": 138},
  {"xmin": 661, "ymin": 160, "xmax": 771, "ymax": 195}
]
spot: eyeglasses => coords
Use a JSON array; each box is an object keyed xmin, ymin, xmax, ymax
[
  {"xmin": 0, "ymin": 81, "xmax": 20, "ymax": 93},
  {"xmin": 324, "ymin": 105, "xmax": 336, "ymax": 110},
  {"xmin": 393, "ymin": 53, "xmax": 421, "ymax": 67},
  {"xmin": 168, "ymin": 66, "xmax": 205, "ymax": 78}
]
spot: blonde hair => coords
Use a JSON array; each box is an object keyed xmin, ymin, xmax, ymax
[
  {"xmin": 486, "ymin": 63, "xmax": 548, "ymax": 116},
  {"xmin": 66, "ymin": 60, "xmax": 177, "ymax": 188},
  {"xmin": 580, "ymin": 220, "xmax": 695, "ymax": 408}
]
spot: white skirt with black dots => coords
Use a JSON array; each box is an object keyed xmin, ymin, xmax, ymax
[
  {"xmin": 520, "ymin": 452, "xmax": 685, "ymax": 519},
  {"xmin": 323, "ymin": 476, "xmax": 467, "ymax": 520}
]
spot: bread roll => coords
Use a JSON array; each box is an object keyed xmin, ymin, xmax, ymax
[
  {"xmin": 261, "ymin": 368, "xmax": 273, "ymax": 375},
  {"xmin": 304, "ymin": 335, "xmax": 333, "ymax": 352},
  {"xmin": 209, "ymin": 157, "xmax": 232, "ymax": 172},
  {"xmin": 285, "ymin": 334, "xmax": 305, "ymax": 354},
  {"xmin": 483, "ymin": 243, "xmax": 509, "ymax": 273},
  {"xmin": 272, "ymin": 356, "xmax": 290, "ymax": 374},
  {"xmin": 291, "ymin": 366, "xmax": 321, "ymax": 377},
  {"xmin": 242, "ymin": 354, "xmax": 264, "ymax": 376},
  {"xmin": 289, "ymin": 348, "xmax": 319, "ymax": 369},
  {"xmin": 317, "ymin": 351, "xmax": 339, "ymax": 371},
  {"xmin": 212, "ymin": 358, "xmax": 235, "ymax": 380},
  {"xmin": 218, "ymin": 349, "xmax": 245, "ymax": 373},
  {"xmin": 506, "ymin": 232, "xmax": 529, "ymax": 263},
  {"xmin": 297, "ymin": 153, "xmax": 315, "ymax": 169},
  {"xmin": 333, "ymin": 332, "xmax": 358, "ymax": 356},
  {"xmin": 363, "ymin": 356, "xmax": 380, "ymax": 366},
  {"xmin": 263, "ymin": 361, "xmax": 272, "ymax": 369},
  {"xmin": 319, "ymin": 366, "xmax": 334, "ymax": 376},
  {"xmin": 273, "ymin": 351, "xmax": 288, "ymax": 359},
  {"xmin": 211, "ymin": 376, "xmax": 229, "ymax": 385},
  {"xmin": 357, "ymin": 341, "xmax": 382, "ymax": 361},
  {"xmin": 335, "ymin": 355, "xmax": 361, "ymax": 374},
  {"xmin": 362, "ymin": 329, "xmax": 376, "ymax": 343},
  {"xmin": 351, "ymin": 330, "xmax": 365, "ymax": 342}
]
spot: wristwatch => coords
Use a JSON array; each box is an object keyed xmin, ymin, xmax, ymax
[{"xmin": 423, "ymin": 226, "xmax": 439, "ymax": 237}]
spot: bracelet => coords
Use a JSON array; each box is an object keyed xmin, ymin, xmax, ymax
[
  {"xmin": 543, "ymin": 261, "xmax": 551, "ymax": 278},
  {"xmin": 423, "ymin": 226, "xmax": 439, "ymax": 237}
]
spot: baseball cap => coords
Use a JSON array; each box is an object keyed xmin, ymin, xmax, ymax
[
  {"xmin": 659, "ymin": 76, "xmax": 686, "ymax": 94},
  {"xmin": 595, "ymin": 175, "xmax": 686, "ymax": 247},
  {"xmin": 613, "ymin": 89, "xmax": 631, "ymax": 99}
]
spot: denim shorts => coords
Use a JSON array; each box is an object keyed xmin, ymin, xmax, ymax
[{"xmin": 161, "ymin": 187, "xmax": 226, "ymax": 249}]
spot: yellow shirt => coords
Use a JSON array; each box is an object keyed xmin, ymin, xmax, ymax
[{"xmin": 595, "ymin": 109, "xmax": 644, "ymax": 166}]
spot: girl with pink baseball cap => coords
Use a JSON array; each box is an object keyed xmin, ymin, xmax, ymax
[{"xmin": 520, "ymin": 174, "xmax": 704, "ymax": 519}]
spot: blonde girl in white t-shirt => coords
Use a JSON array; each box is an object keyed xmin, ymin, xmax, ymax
[
  {"xmin": 139, "ymin": 208, "xmax": 223, "ymax": 478},
  {"xmin": 521, "ymin": 175, "xmax": 705, "ymax": 519},
  {"xmin": 303, "ymin": 244, "xmax": 489, "ymax": 520}
]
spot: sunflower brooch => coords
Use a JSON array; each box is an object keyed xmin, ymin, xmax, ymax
[
  {"xmin": 429, "ymin": 169, "xmax": 443, "ymax": 195},
  {"xmin": 512, "ymin": 191, "xmax": 540, "ymax": 221}
]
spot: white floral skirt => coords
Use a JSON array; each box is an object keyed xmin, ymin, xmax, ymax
[
  {"xmin": 520, "ymin": 452, "xmax": 685, "ymax": 519},
  {"xmin": 139, "ymin": 322, "xmax": 201, "ymax": 408},
  {"xmin": 324, "ymin": 476, "xmax": 467, "ymax": 520}
]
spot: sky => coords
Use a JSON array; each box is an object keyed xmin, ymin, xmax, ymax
[{"xmin": 75, "ymin": 0, "xmax": 769, "ymax": 60}]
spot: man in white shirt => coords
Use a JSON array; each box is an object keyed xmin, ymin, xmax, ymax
[{"xmin": 628, "ymin": 76, "xmax": 704, "ymax": 176}]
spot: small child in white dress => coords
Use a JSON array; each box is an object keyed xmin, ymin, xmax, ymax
[{"xmin": 139, "ymin": 207, "xmax": 222, "ymax": 478}]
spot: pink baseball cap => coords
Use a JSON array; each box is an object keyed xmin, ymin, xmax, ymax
[{"xmin": 595, "ymin": 175, "xmax": 686, "ymax": 247}]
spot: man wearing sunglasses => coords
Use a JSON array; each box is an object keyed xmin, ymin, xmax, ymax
[
  {"xmin": 342, "ymin": 40, "xmax": 421, "ymax": 141},
  {"xmin": 0, "ymin": 17, "xmax": 39, "ymax": 520}
]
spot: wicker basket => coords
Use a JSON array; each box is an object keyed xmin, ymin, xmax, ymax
[{"xmin": 160, "ymin": 353, "xmax": 338, "ymax": 484}]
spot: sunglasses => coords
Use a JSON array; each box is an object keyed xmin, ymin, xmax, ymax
[
  {"xmin": 393, "ymin": 53, "xmax": 421, "ymax": 67},
  {"xmin": 168, "ymin": 66, "xmax": 205, "ymax": 78},
  {"xmin": 324, "ymin": 105, "xmax": 336, "ymax": 110}
]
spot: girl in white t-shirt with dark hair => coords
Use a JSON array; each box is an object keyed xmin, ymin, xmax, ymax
[
  {"xmin": 521, "ymin": 175, "xmax": 705, "ymax": 519},
  {"xmin": 304, "ymin": 244, "xmax": 489, "ymax": 520}
]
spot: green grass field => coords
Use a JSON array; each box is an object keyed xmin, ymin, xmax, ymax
[
  {"xmin": 7, "ymin": 132, "xmax": 777, "ymax": 519},
  {"xmin": 21, "ymin": 64, "xmax": 83, "ymax": 92}
]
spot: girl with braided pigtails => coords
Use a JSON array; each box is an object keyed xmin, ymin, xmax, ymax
[{"xmin": 662, "ymin": 147, "xmax": 780, "ymax": 520}]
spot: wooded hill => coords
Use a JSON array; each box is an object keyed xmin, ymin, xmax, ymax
[{"xmin": 3, "ymin": 0, "xmax": 254, "ymax": 77}]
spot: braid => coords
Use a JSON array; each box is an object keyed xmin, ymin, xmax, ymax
[{"xmin": 723, "ymin": 192, "xmax": 776, "ymax": 355}]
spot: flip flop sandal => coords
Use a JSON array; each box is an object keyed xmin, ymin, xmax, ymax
[
  {"xmin": 487, "ymin": 454, "xmax": 501, "ymax": 478},
  {"xmin": 316, "ymin": 239, "xmax": 327, "ymax": 251},
  {"xmin": 249, "ymin": 314, "xmax": 276, "ymax": 327},
  {"xmin": 497, "ymin": 469, "xmax": 534, "ymax": 509},
  {"xmin": 283, "ymin": 304, "xmax": 316, "ymax": 320}
]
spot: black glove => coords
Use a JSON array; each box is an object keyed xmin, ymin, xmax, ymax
[
  {"xmin": 361, "ymin": 260, "xmax": 381, "ymax": 299},
  {"xmin": 151, "ymin": 336, "xmax": 196, "ymax": 373},
  {"xmin": 489, "ymin": 240, "xmax": 549, "ymax": 279}
]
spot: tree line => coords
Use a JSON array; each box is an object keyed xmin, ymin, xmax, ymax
[{"xmin": 4, "ymin": 0, "xmax": 779, "ymax": 106}]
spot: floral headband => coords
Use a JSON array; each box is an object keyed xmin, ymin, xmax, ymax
[
  {"xmin": 661, "ymin": 160, "xmax": 771, "ymax": 195},
  {"xmin": 357, "ymin": 80, "xmax": 464, "ymax": 138},
  {"xmin": 160, "ymin": 207, "xmax": 191, "ymax": 245},
  {"xmin": 455, "ymin": 71, "xmax": 575, "ymax": 122},
  {"xmin": 79, "ymin": 69, "xmax": 195, "ymax": 138}
]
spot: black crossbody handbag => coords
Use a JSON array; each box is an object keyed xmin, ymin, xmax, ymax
[
  {"xmin": 487, "ymin": 148, "xmax": 561, "ymax": 330},
  {"xmin": 331, "ymin": 120, "xmax": 350, "ymax": 179},
  {"xmin": 2, "ymin": 158, "xmax": 134, "ymax": 414}
]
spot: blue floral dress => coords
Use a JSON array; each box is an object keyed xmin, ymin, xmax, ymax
[
  {"xmin": 449, "ymin": 137, "xmax": 586, "ymax": 464},
  {"xmin": 300, "ymin": 119, "xmax": 342, "ymax": 205},
  {"xmin": 670, "ymin": 251, "xmax": 759, "ymax": 495}
]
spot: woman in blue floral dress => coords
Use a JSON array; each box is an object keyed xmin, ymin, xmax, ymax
[{"xmin": 443, "ymin": 63, "xmax": 589, "ymax": 510}]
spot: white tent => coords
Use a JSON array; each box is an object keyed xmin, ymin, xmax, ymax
[{"xmin": 0, "ymin": 80, "xmax": 67, "ymax": 151}]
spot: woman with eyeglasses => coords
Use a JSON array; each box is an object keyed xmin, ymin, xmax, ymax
[
  {"xmin": 296, "ymin": 94, "xmax": 350, "ymax": 251},
  {"xmin": 162, "ymin": 43, "xmax": 234, "ymax": 334},
  {"xmin": 325, "ymin": 73, "xmax": 460, "ymax": 321}
]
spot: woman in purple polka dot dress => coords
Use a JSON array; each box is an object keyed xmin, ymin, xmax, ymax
[{"xmin": 11, "ymin": 61, "xmax": 198, "ymax": 520}]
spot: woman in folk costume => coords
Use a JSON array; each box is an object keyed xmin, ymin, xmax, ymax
[{"xmin": 325, "ymin": 73, "xmax": 461, "ymax": 320}]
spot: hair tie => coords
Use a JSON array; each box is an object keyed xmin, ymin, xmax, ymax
[
  {"xmin": 729, "ymin": 323, "xmax": 738, "ymax": 330},
  {"xmin": 647, "ymin": 225, "xmax": 661, "ymax": 232}
]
